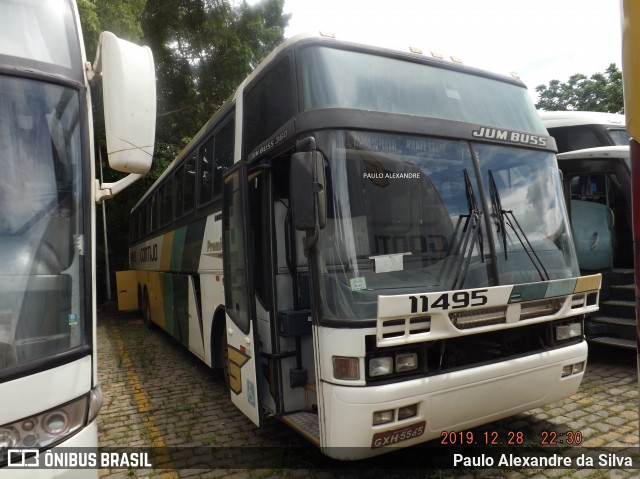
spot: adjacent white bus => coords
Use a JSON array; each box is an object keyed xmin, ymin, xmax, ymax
[
  {"xmin": 540, "ymin": 112, "xmax": 634, "ymax": 349},
  {"xmin": 127, "ymin": 34, "xmax": 600, "ymax": 459},
  {"xmin": 0, "ymin": 0, "xmax": 155, "ymax": 476}
]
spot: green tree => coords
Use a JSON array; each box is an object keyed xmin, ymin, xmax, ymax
[
  {"xmin": 535, "ymin": 63, "xmax": 624, "ymax": 113},
  {"xmin": 77, "ymin": 0, "xmax": 146, "ymax": 60},
  {"xmin": 79, "ymin": 0, "xmax": 289, "ymax": 303}
]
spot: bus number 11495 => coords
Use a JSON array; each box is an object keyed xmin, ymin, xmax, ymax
[{"xmin": 409, "ymin": 289, "xmax": 488, "ymax": 314}]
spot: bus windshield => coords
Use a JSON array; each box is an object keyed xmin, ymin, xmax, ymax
[
  {"xmin": 315, "ymin": 130, "xmax": 579, "ymax": 321},
  {"xmin": 0, "ymin": 74, "xmax": 86, "ymax": 376},
  {"xmin": 0, "ymin": 0, "xmax": 81, "ymax": 77},
  {"xmin": 298, "ymin": 45, "xmax": 546, "ymax": 134},
  {"xmin": 608, "ymin": 128, "xmax": 631, "ymax": 146}
]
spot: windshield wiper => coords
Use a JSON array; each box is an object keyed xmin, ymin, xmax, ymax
[
  {"xmin": 441, "ymin": 169, "xmax": 483, "ymax": 289},
  {"xmin": 487, "ymin": 170, "xmax": 549, "ymax": 281}
]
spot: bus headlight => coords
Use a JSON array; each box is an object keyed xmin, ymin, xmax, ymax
[
  {"xmin": 372, "ymin": 409, "xmax": 394, "ymax": 425},
  {"xmin": 0, "ymin": 427, "xmax": 18, "ymax": 448},
  {"xmin": 555, "ymin": 321, "xmax": 582, "ymax": 341},
  {"xmin": 43, "ymin": 411, "xmax": 70, "ymax": 435},
  {"xmin": 395, "ymin": 352, "xmax": 418, "ymax": 373},
  {"xmin": 0, "ymin": 393, "xmax": 90, "ymax": 462},
  {"xmin": 369, "ymin": 357, "xmax": 393, "ymax": 377},
  {"xmin": 367, "ymin": 349, "xmax": 421, "ymax": 379}
]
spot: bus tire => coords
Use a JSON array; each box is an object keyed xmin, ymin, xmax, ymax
[
  {"xmin": 212, "ymin": 311, "xmax": 229, "ymax": 387},
  {"xmin": 220, "ymin": 329, "xmax": 229, "ymax": 388},
  {"xmin": 142, "ymin": 288, "xmax": 153, "ymax": 329},
  {"xmin": 137, "ymin": 285, "xmax": 143, "ymax": 314}
]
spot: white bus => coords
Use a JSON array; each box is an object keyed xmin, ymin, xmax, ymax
[
  {"xmin": 539, "ymin": 111, "xmax": 629, "ymax": 153},
  {"xmin": 0, "ymin": 0, "xmax": 155, "ymax": 475},
  {"xmin": 540, "ymin": 112, "xmax": 634, "ymax": 349},
  {"xmin": 127, "ymin": 34, "xmax": 600, "ymax": 459}
]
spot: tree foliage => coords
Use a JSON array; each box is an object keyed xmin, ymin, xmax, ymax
[
  {"xmin": 535, "ymin": 64, "xmax": 623, "ymax": 113},
  {"xmin": 80, "ymin": 0, "xmax": 289, "ymax": 301}
]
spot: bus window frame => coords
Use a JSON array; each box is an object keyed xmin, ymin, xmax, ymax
[
  {"xmin": 242, "ymin": 51, "xmax": 296, "ymax": 159},
  {"xmin": 197, "ymin": 112, "xmax": 235, "ymax": 209}
]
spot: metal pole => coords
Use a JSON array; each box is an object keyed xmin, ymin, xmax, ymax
[{"xmin": 99, "ymin": 149, "xmax": 112, "ymax": 302}]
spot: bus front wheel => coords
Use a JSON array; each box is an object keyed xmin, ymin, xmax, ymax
[{"xmin": 142, "ymin": 289, "xmax": 153, "ymax": 329}]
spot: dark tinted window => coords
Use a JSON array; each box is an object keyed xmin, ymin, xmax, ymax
[
  {"xmin": 243, "ymin": 56, "xmax": 294, "ymax": 155},
  {"xmin": 176, "ymin": 154, "xmax": 196, "ymax": 218},
  {"xmin": 183, "ymin": 155, "xmax": 196, "ymax": 213},
  {"xmin": 198, "ymin": 115, "xmax": 235, "ymax": 206},
  {"xmin": 199, "ymin": 137, "xmax": 215, "ymax": 205},
  {"xmin": 550, "ymin": 125, "xmax": 603, "ymax": 153},
  {"xmin": 298, "ymin": 46, "xmax": 546, "ymax": 134},
  {"xmin": 214, "ymin": 119, "xmax": 234, "ymax": 196}
]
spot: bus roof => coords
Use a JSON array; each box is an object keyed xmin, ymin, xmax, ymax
[
  {"xmin": 539, "ymin": 111, "xmax": 626, "ymax": 129},
  {"xmin": 556, "ymin": 145, "xmax": 629, "ymax": 161}
]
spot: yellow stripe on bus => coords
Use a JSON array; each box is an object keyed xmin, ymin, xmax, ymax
[
  {"xmin": 574, "ymin": 274, "xmax": 602, "ymax": 293},
  {"xmin": 160, "ymin": 230, "xmax": 174, "ymax": 270}
]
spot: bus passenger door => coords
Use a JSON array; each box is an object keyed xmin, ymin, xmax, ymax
[
  {"xmin": 222, "ymin": 162, "xmax": 262, "ymax": 426},
  {"xmin": 569, "ymin": 174, "xmax": 614, "ymax": 271}
]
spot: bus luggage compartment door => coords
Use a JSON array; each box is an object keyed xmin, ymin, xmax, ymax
[{"xmin": 116, "ymin": 270, "xmax": 139, "ymax": 312}]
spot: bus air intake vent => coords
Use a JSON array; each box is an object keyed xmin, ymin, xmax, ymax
[
  {"xmin": 379, "ymin": 316, "xmax": 431, "ymax": 339},
  {"xmin": 449, "ymin": 307, "xmax": 507, "ymax": 330},
  {"xmin": 519, "ymin": 298, "xmax": 565, "ymax": 321}
]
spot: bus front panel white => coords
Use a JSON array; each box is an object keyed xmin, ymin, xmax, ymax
[{"xmin": 319, "ymin": 341, "xmax": 587, "ymax": 459}]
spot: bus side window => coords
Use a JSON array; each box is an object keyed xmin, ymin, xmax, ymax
[
  {"xmin": 175, "ymin": 154, "xmax": 196, "ymax": 218},
  {"xmin": 199, "ymin": 136, "xmax": 214, "ymax": 205},
  {"xmin": 571, "ymin": 174, "xmax": 608, "ymax": 204},
  {"xmin": 183, "ymin": 154, "xmax": 196, "ymax": 214},
  {"xmin": 149, "ymin": 193, "xmax": 157, "ymax": 232},
  {"xmin": 162, "ymin": 181, "xmax": 173, "ymax": 226},
  {"xmin": 213, "ymin": 117, "xmax": 234, "ymax": 198}
]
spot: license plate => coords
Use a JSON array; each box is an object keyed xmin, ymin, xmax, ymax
[{"xmin": 371, "ymin": 421, "xmax": 426, "ymax": 448}]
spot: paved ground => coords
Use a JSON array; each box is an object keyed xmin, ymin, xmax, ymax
[{"xmin": 96, "ymin": 310, "xmax": 639, "ymax": 479}]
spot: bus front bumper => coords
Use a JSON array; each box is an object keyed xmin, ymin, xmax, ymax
[{"xmin": 319, "ymin": 341, "xmax": 587, "ymax": 459}]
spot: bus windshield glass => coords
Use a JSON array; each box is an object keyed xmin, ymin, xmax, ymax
[
  {"xmin": 0, "ymin": 0, "xmax": 81, "ymax": 75},
  {"xmin": 315, "ymin": 130, "xmax": 579, "ymax": 321},
  {"xmin": 608, "ymin": 128, "xmax": 631, "ymax": 146},
  {"xmin": 0, "ymin": 74, "xmax": 86, "ymax": 376},
  {"xmin": 298, "ymin": 45, "xmax": 546, "ymax": 134}
]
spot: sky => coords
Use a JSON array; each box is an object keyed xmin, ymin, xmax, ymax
[{"xmin": 280, "ymin": 0, "xmax": 622, "ymax": 102}]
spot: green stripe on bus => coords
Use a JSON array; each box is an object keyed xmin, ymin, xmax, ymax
[
  {"xmin": 545, "ymin": 278, "xmax": 577, "ymax": 298},
  {"xmin": 508, "ymin": 277, "xmax": 579, "ymax": 303},
  {"xmin": 509, "ymin": 282, "xmax": 548, "ymax": 303},
  {"xmin": 183, "ymin": 219, "xmax": 207, "ymax": 271},
  {"xmin": 168, "ymin": 219, "xmax": 206, "ymax": 272},
  {"xmin": 170, "ymin": 228, "xmax": 187, "ymax": 270}
]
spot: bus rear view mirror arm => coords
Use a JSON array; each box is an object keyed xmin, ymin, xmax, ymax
[
  {"xmin": 290, "ymin": 145, "xmax": 327, "ymax": 256},
  {"xmin": 95, "ymin": 174, "xmax": 143, "ymax": 204}
]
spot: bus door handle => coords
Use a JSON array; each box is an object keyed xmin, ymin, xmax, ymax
[{"xmin": 590, "ymin": 231, "xmax": 600, "ymax": 250}]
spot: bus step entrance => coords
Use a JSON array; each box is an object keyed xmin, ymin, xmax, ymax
[
  {"xmin": 281, "ymin": 412, "xmax": 320, "ymax": 445},
  {"xmin": 588, "ymin": 335, "xmax": 636, "ymax": 350}
]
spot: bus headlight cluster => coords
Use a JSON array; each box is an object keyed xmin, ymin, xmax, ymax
[
  {"xmin": 562, "ymin": 361, "xmax": 585, "ymax": 377},
  {"xmin": 369, "ymin": 352, "xmax": 418, "ymax": 378},
  {"xmin": 555, "ymin": 321, "xmax": 582, "ymax": 341},
  {"xmin": 373, "ymin": 403, "xmax": 419, "ymax": 426},
  {"xmin": 0, "ymin": 387, "xmax": 100, "ymax": 462}
]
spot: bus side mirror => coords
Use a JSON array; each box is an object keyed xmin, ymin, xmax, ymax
[
  {"xmin": 93, "ymin": 32, "xmax": 156, "ymax": 174},
  {"xmin": 290, "ymin": 150, "xmax": 327, "ymax": 231}
]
